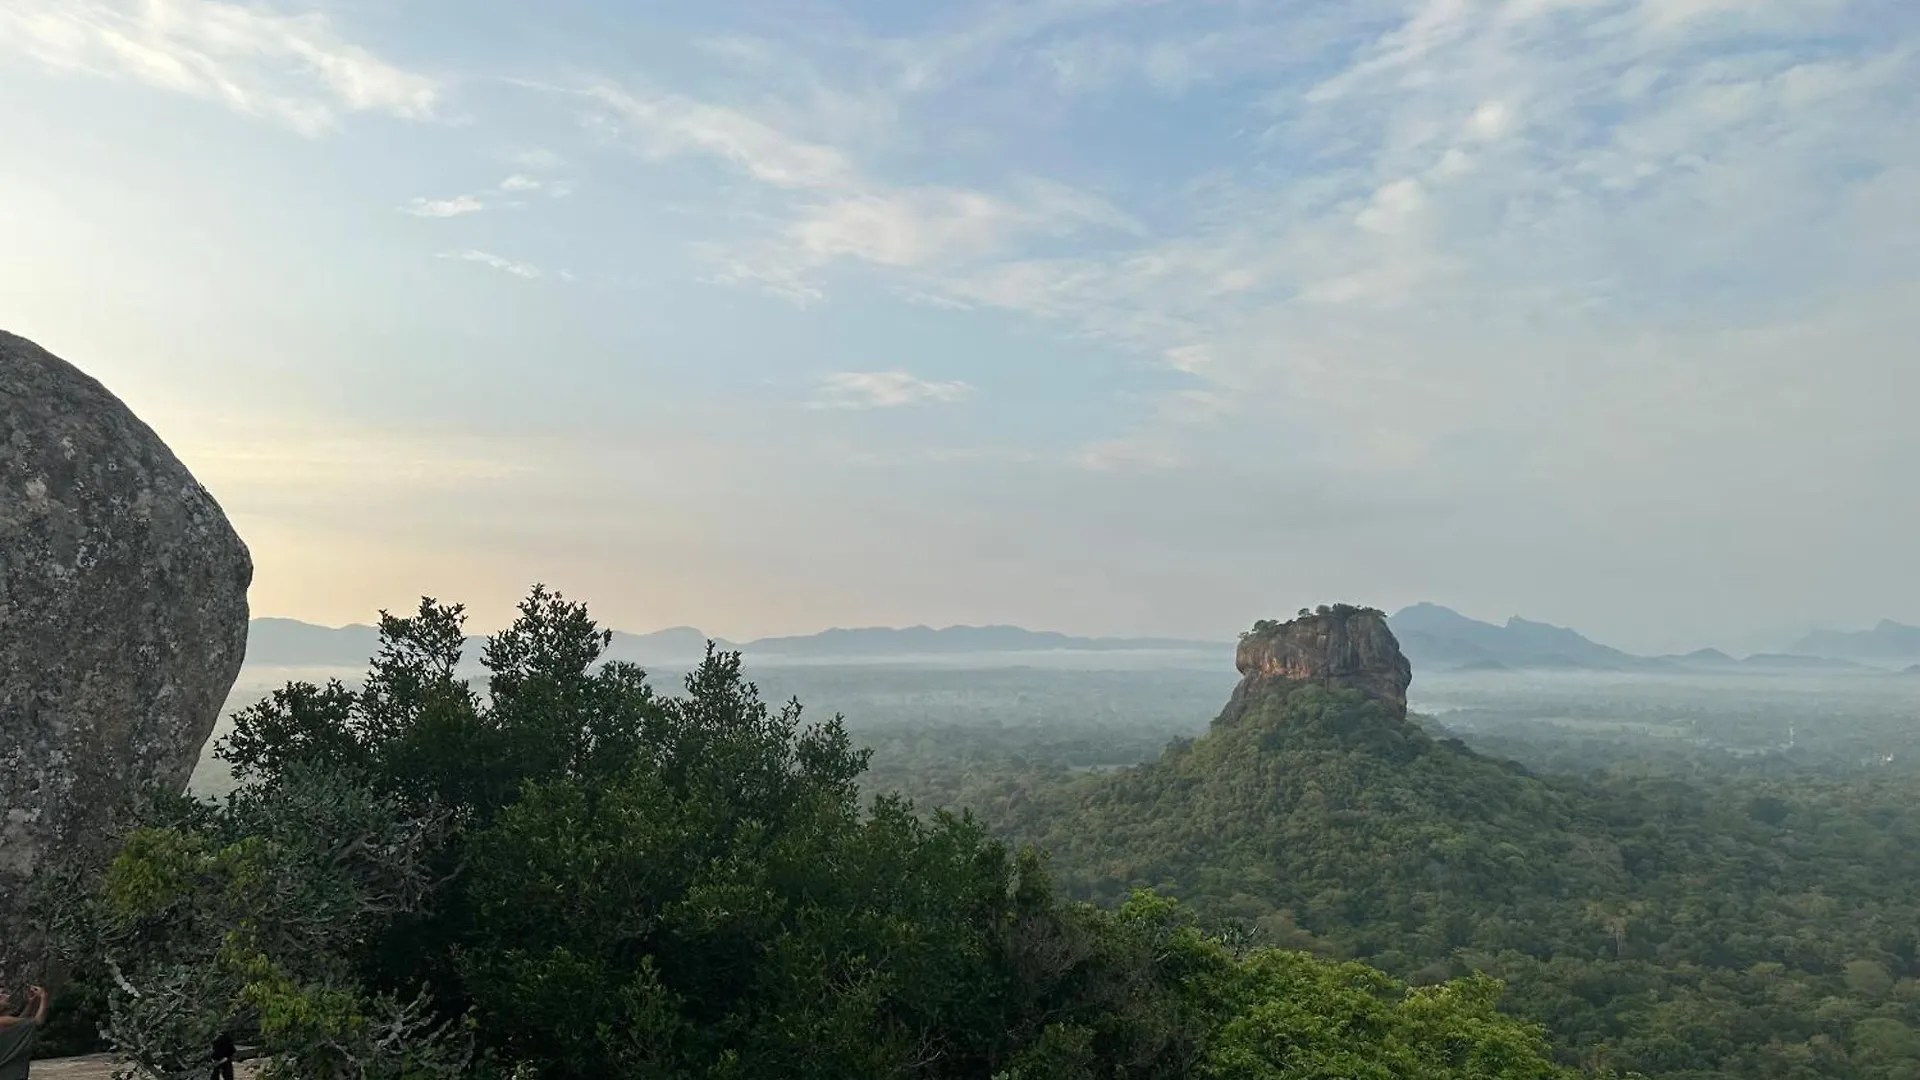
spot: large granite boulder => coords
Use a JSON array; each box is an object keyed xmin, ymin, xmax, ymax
[
  {"xmin": 0, "ymin": 330, "xmax": 251, "ymax": 981},
  {"xmin": 1226, "ymin": 604, "xmax": 1413, "ymax": 717}
]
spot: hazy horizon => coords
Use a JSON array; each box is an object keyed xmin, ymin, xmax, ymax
[
  {"xmin": 4, "ymin": 0, "xmax": 1915, "ymax": 657},
  {"xmin": 239, "ymin": 602, "xmax": 1920, "ymax": 664}
]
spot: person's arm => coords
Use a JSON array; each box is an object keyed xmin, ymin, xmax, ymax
[{"xmin": 0, "ymin": 987, "xmax": 44, "ymax": 1028}]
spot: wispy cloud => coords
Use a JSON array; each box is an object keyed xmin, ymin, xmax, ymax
[
  {"xmin": 407, "ymin": 174, "xmax": 573, "ymax": 218},
  {"xmin": 498, "ymin": 173, "xmax": 574, "ymax": 198},
  {"xmin": 808, "ymin": 371, "xmax": 977, "ymax": 410},
  {"xmin": 438, "ymin": 249, "xmax": 542, "ymax": 279},
  {"xmin": 812, "ymin": 0, "xmax": 1917, "ymax": 477},
  {"xmin": 44, "ymin": 0, "xmax": 1899, "ymax": 503},
  {"xmin": 405, "ymin": 194, "xmax": 485, "ymax": 218},
  {"xmin": 575, "ymin": 76, "xmax": 1143, "ymax": 302},
  {"xmin": 709, "ymin": 180, "xmax": 1139, "ymax": 301},
  {"xmin": 0, "ymin": 0, "xmax": 438, "ymax": 136},
  {"xmin": 512, "ymin": 148, "xmax": 566, "ymax": 170},
  {"xmin": 587, "ymin": 83, "xmax": 856, "ymax": 191},
  {"xmin": 880, "ymin": 0, "xmax": 1152, "ymax": 92},
  {"xmin": 1075, "ymin": 437, "xmax": 1181, "ymax": 473},
  {"xmin": 12, "ymin": 0, "xmax": 1904, "ymax": 644}
]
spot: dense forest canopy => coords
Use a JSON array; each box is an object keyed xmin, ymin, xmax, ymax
[
  {"xmin": 39, "ymin": 590, "xmax": 1920, "ymax": 1079},
  {"xmin": 46, "ymin": 589, "xmax": 1590, "ymax": 1080},
  {"xmin": 977, "ymin": 660, "xmax": 1920, "ymax": 1080}
]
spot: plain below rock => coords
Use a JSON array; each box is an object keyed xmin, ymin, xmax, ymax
[{"xmin": 0, "ymin": 330, "xmax": 252, "ymax": 982}]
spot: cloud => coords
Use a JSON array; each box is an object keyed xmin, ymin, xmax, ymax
[
  {"xmin": 405, "ymin": 194, "xmax": 485, "ymax": 218},
  {"xmin": 1076, "ymin": 438, "xmax": 1182, "ymax": 473},
  {"xmin": 0, "ymin": 0, "xmax": 438, "ymax": 136},
  {"xmin": 882, "ymin": 0, "xmax": 1171, "ymax": 93},
  {"xmin": 382, "ymin": 0, "xmax": 1910, "ymax": 531},
  {"xmin": 700, "ymin": 178, "xmax": 1138, "ymax": 303},
  {"xmin": 406, "ymin": 176, "xmax": 574, "ymax": 218},
  {"xmin": 35, "ymin": 0, "xmax": 1899, "ymax": 646},
  {"xmin": 792, "ymin": 181, "xmax": 1134, "ymax": 266},
  {"xmin": 586, "ymin": 83, "xmax": 855, "ymax": 190},
  {"xmin": 512, "ymin": 148, "xmax": 566, "ymax": 170},
  {"xmin": 1037, "ymin": 17, "xmax": 1367, "ymax": 98},
  {"xmin": 791, "ymin": 189, "xmax": 1016, "ymax": 267},
  {"xmin": 1464, "ymin": 100, "xmax": 1513, "ymax": 141},
  {"xmin": 567, "ymin": 72, "xmax": 1142, "ymax": 301},
  {"xmin": 597, "ymin": 0, "xmax": 1883, "ymax": 528},
  {"xmin": 808, "ymin": 371, "xmax": 977, "ymax": 410},
  {"xmin": 438, "ymin": 249, "xmax": 541, "ymax": 279},
  {"xmin": 1354, "ymin": 178, "xmax": 1427, "ymax": 236},
  {"xmin": 899, "ymin": 1, "xmax": 1910, "ymax": 429},
  {"xmin": 497, "ymin": 174, "xmax": 575, "ymax": 198}
]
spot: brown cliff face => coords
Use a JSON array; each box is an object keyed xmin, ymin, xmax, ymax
[{"xmin": 1229, "ymin": 605, "xmax": 1413, "ymax": 716}]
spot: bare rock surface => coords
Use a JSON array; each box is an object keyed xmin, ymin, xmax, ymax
[
  {"xmin": 1227, "ymin": 605, "xmax": 1413, "ymax": 716},
  {"xmin": 0, "ymin": 330, "xmax": 252, "ymax": 982}
]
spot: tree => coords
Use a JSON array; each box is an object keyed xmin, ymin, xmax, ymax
[
  {"xmin": 1207, "ymin": 958, "xmax": 1570, "ymax": 1079},
  {"xmin": 68, "ymin": 586, "xmax": 1591, "ymax": 1080},
  {"xmin": 88, "ymin": 772, "xmax": 468, "ymax": 1080}
]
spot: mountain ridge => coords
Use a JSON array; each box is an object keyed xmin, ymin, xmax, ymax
[
  {"xmin": 1388, "ymin": 602, "xmax": 1646, "ymax": 670},
  {"xmin": 1388, "ymin": 603, "xmax": 1886, "ymax": 672},
  {"xmin": 242, "ymin": 617, "xmax": 1226, "ymax": 668},
  {"xmin": 1790, "ymin": 619, "xmax": 1920, "ymax": 660},
  {"xmin": 243, "ymin": 607, "xmax": 1907, "ymax": 672}
]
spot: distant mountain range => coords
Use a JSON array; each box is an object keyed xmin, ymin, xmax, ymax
[
  {"xmin": 1385, "ymin": 604, "xmax": 1884, "ymax": 673},
  {"xmin": 244, "ymin": 618, "xmax": 387, "ymax": 667},
  {"xmin": 1389, "ymin": 604, "xmax": 1645, "ymax": 671},
  {"xmin": 242, "ymin": 618, "xmax": 1224, "ymax": 670},
  {"xmin": 740, "ymin": 625, "xmax": 1217, "ymax": 658},
  {"xmin": 245, "ymin": 608, "xmax": 1915, "ymax": 675},
  {"xmin": 1788, "ymin": 620, "xmax": 1920, "ymax": 661}
]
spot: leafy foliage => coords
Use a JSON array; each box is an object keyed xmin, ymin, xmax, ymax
[
  {"xmin": 59, "ymin": 588, "xmax": 1583, "ymax": 1080},
  {"xmin": 989, "ymin": 675, "xmax": 1920, "ymax": 1079}
]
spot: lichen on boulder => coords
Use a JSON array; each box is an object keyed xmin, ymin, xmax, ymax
[{"xmin": 0, "ymin": 330, "xmax": 252, "ymax": 982}]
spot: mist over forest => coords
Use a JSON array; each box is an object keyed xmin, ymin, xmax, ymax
[
  {"xmin": 140, "ymin": 596, "xmax": 1920, "ymax": 1080},
  {"xmin": 8, "ymin": 0, "xmax": 1916, "ymax": 1074},
  {"xmin": 193, "ymin": 635, "xmax": 1920, "ymax": 806}
]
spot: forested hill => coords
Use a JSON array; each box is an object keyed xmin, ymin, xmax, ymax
[
  {"xmin": 54, "ymin": 590, "xmax": 1593, "ymax": 1080},
  {"xmin": 991, "ymin": 607, "xmax": 1920, "ymax": 1079}
]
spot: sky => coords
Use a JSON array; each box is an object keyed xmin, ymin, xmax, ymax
[{"xmin": 0, "ymin": 0, "xmax": 1915, "ymax": 655}]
